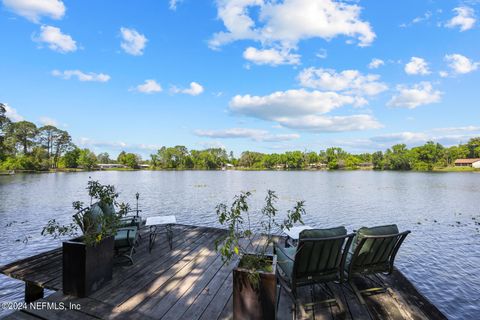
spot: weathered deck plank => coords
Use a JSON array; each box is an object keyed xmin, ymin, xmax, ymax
[{"xmin": 0, "ymin": 224, "xmax": 446, "ymax": 320}]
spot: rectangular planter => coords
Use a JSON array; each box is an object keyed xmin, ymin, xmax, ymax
[
  {"xmin": 233, "ymin": 253, "xmax": 277, "ymax": 320},
  {"xmin": 62, "ymin": 236, "xmax": 114, "ymax": 297}
]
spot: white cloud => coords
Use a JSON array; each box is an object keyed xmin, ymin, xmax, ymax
[
  {"xmin": 400, "ymin": 11, "xmax": 433, "ymax": 28},
  {"xmin": 171, "ymin": 82, "xmax": 204, "ymax": 96},
  {"xmin": 51, "ymin": 70, "xmax": 110, "ymax": 82},
  {"xmin": 229, "ymin": 89, "xmax": 381, "ymax": 132},
  {"xmin": 194, "ymin": 128, "xmax": 300, "ymax": 142},
  {"xmin": 444, "ymin": 53, "xmax": 479, "ymax": 74},
  {"xmin": 39, "ymin": 116, "xmax": 58, "ymax": 126},
  {"xmin": 431, "ymin": 126, "xmax": 480, "ymax": 134},
  {"xmin": 368, "ymin": 58, "xmax": 384, "ymax": 69},
  {"xmin": 404, "ymin": 57, "xmax": 430, "ymax": 75},
  {"xmin": 2, "ymin": 0, "xmax": 65, "ymax": 23},
  {"xmin": 297, "ymin": 68, "xmax": 388, "ymax": 96},
  {"xmin": 169, "ymin": 0, "xmax": 183, "ymax": 10},
  {"xmin": 3, "ymin": 104, "xmax": 24, "ymax": 122},
  {"xmin": 120, "ymin": 27, "xmax": 147, "ymax": 56},
  {"xmin": 34, "ymin": 25, "xmax": 77, "ymax": 53},
  {"xmin": 209, "ymin": 0, "xmax": 375, "ymax": 64},
  {"xmin": 371, "ymin": 132, "xmax": 429, "ymax": 143},
  {"xmin": 316, "ymin": 48, "xmax": 328, "ymax": 59},
  {"xmin": 370, "ymin": 126, "xmax": 480, "ymax": 147},
  {"xmin": 275, "ymin": 114, "xmax": 382, "ymax": 132},
  {"xmin": 243, "ymin": 47, "xmax": 300, "ymax": 66},
  {"xmin": 439, "ymin": 71, "xmax": 449, "ymax": 78},
  {"xmin": 230, "ymin": 89, "xmax": 362, "ymax": 119},
  {"xmin": 387, "ymin": 82, "xmax": 442, "ymax": 109},
  {"xmin": 131, "ymin": 79, "xmax": 162, "ymax": 94},
  {"xmin": 445, "ymin": 6, "xmax": 476, "ymax": 31}
]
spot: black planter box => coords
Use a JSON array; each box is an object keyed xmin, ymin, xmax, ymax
[
  {"xmin": 62, "ymin": 236, "xmax": 114, "ymax": 297},
  {"xmin": 233, "ymin": 254, "xmax": 277, "ymax": 320}
]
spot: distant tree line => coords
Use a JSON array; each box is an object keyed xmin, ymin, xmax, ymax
[
  {"xmin": 1, "ymin": 103, "xmax": 479, "ymax": 172},
  {"xmin": 0, "ymin": 104, "xmax": 142, "ymax": 171}
]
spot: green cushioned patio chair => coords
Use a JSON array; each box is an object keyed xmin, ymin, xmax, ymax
[
  {"xmin": 99, "ymin": 201, "xmax": 144, "ymax": 239},
  {"xmin": 114, "ymin": 226, "xmax": 138, "ymax": 265},
  {"xmin": 275, "ymin": 227, "xmax": 355, "ymax": 316},
  {"xmin": 345, "ymin": 224, "xmax": 410, "ymax": 304}
]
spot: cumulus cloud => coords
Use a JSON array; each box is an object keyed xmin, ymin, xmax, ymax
[
  {"xmin": 2, "ymin": 0, "xmax": 65, "ymax": 23},
  {"xmin": 297, "ymin": 68, "xmax": 388, "ymax": 96},
  {"xmin": 3, "ymin": 104, "xmax": 24, "ymax": 122},
  {"xmin": 404, "ymin": 57, "xmax": 430, "ymax": 75},
  {"xmin": 316, "ymin": 48, "xmax": 328, "ymax": 59},
  {"xmin": 229, "ymin": 89, "xmax": 381, "ymax": 132},
  {"xmin": 445, "ymin": 6, "xmax": 476, "ymax": 31},
  {"xmin": 194, "ymin": 128, "xmax": 300, "ymax": 142},
  {"xmin": 171, "ymin": 82, "xmax": 204, "ymax": 96},
  {"xmin": 169, "ymin": 0, "xmax": 183, "ymax": 10},
  {"xmin": 387, "ymin": 82, "xmax": 442, "ymax": 109},
  {"xmin": 399, "ymin": 11, "xmax": 433, "ymax": 28},
  {"xmin": 131, "ymin": 79, "xmax": 162, "ymax": 94},
  {"xmin": 209, "ymin": 0, "xmax": 375, "ymax": 65},
  {"xmin": 444, "ymin": 53, "xmax": 479, "ymax": 74},
  {"xmin": 39, "ymin": 116, "xmax": 58, "ymax": 126},
  {"xmin": 210, "ymin": 0, "xmax": 375, "ymax": 49},
  {"xmin": 275, "ymin": 114, "xmax": 382, "ymax": 132},
  {"xmin": 243, "ymin": 47, "xmax": 300, "ymax": 66},
  {"xmin": 231, "ymin": 89, "xmax": 363, "ymax": 118},
  {"xmin": 120, "ymin": 27, "xmax": 147, "ymax": 56},
  {"xmin": 51, "ymin": 69, "xmax": 110, "ymax": 82},
  {"xmin": 371, "ymin": 126, "xmax": 480, "ymax": 147},
  {"xmin": 368, "ymin": 58, "xmax": 384, "ymax": 69},
  {"xmin": 34, "ymin": 25, "xmax": 77, "ymax": 53}
]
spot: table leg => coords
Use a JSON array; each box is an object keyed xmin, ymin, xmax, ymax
[
  {"xmin": 166, "ymin": 224, "xmax": 173, "ymax": 250},
  {"xmin": 149, "ymin": 225, "xmax": 157, "ymax": 253}
]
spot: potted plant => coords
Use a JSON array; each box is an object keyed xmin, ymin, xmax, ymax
[
  {"xmin": 216, "ymin": 190, "xmax": 305, "ymax": 320},
  {"xmin": 42, "ymin": 180, "xmax": 130, "ymax": 297}
]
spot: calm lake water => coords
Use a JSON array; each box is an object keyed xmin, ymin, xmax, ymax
[{"xmin": 0, "ymin": 171, "xmax": 479, "ymax": 319}]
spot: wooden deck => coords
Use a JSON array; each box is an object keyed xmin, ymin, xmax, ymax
[{"xmin": 0, "ymin": 224, "xmax": 446, "ymax": 320}]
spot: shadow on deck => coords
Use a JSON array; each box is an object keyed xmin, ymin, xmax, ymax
[{"xmin": 0, "ymin": 224, "xmax": 446, "ymax": 320}]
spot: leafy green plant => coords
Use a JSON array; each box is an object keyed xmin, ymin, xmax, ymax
[
  {"xmin": 215, "ymin": 190, "xmax": 305, "ymax": 286},
  {"xmin": 42, "ymin": 180, "xmax": 132, "ymax": 246}
]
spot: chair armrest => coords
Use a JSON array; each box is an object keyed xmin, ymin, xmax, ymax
[{"xmin": 275, "ymin": 245, "xmax": 295, "ymax": 262}]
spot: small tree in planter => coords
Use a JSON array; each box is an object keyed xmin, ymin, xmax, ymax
[
  {"xmin": 216, "ymin": 190, "xmax": 305, "ymax": 320},
  {"xmin": 42, "ymin": 180, "xmax": 131, "ymax": 297}
]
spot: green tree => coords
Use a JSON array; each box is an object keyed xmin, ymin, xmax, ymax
[
  {"xmin": 238, "ymin": 151, "xmax": 264, "ymax": 168},
  {"xmin": 384, "ymin": 144, "xmax": 411, "ymax": 170},
  {"xmin": 78, "ymin": 149, "xmax": 98, "ymax": 170},
  {"xmin": 466, "ymin": 137, "xmax": 480, "ymax": 158},
  {"xmin": 0, "ymin": 103, "xmax": 11, "ymax": 160},
  {"xmin": 60, "ymin": 148, "xmax": 81, "ymax": 168},
  {"xmin": 6, "ymin": 121, "xmax": 38, "ymax": 154},
  {"xmin": 97, "ymin": 152, "xmax": 111, "ymax": 164},
  {"xmin": 119, "ymin": 152, "xmax": 140, "ymax": 169},
  {"xmin": 372, "ymin": 151, "xmax": 384, "ymax": 169}
]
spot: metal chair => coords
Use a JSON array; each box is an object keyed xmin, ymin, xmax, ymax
[{"xmin": 275, "ymin": 227, "xmax": 355, "ymax": 317}]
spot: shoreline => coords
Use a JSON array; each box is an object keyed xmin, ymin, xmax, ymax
[{"xmin": 2, "ymin": 167, "xmax": 479, "ymax": 174}]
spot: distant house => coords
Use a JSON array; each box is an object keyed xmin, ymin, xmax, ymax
[
  {"xmin": 139, "ymin": 164, "xmax": 150, "ymax": 169},
  {"xmin": 359, "ymin": 162, "xmax": 373, "ymax": 168},
  {"xmin": 97, "ymin": 163, "xmax": 127, "ymax": 169},
  {"xmin": 307, "ymin": 163, "xmax": 327, "ymax": 169},
  {"xmin": 454, "ymin": 158, "xmax": 480, "ymax": 168}
]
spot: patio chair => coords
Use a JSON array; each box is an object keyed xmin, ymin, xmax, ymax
[
  {"xmin": 99, "ymin": 201, "xmax": 144, "ymax": 238},
  {"xmin": 275, "ymin": 227, "xmax": 355, "ymax": 316},
  {"xmin": 114, "ymin": 226, "xmax": 138, "ymax": 265},
  {"xmin": 345, "ymin": 224, "xmax": 411, "ymax": 304}
]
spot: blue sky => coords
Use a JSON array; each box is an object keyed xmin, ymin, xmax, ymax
[{"xmin": 1, "ymin": 0, "xmax": 479, "ymax": 158}]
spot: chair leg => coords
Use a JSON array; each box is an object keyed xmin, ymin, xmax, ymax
[
  {"xmin": 276, "ymin": 284, "xmax": 282, "ymax": 312},
  {"xmin": 349, "ymin": 280, "xmax": 366, "ymax": 305}
]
